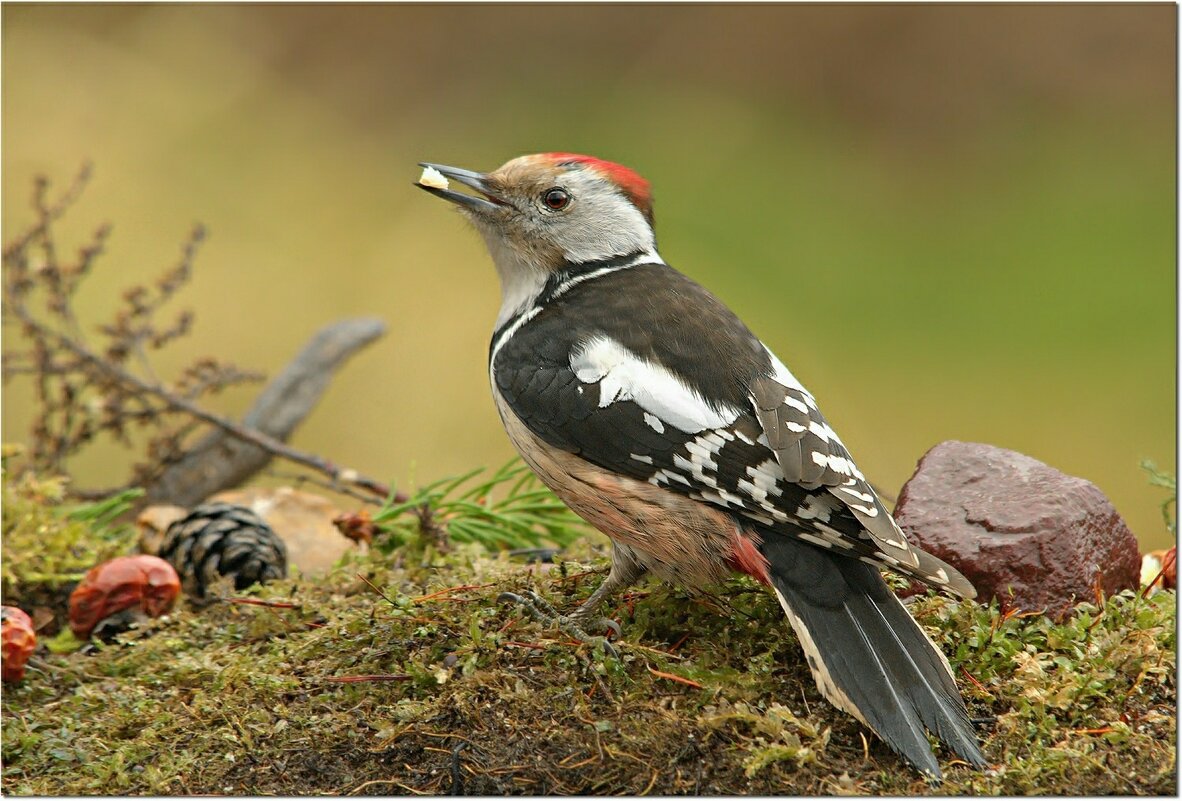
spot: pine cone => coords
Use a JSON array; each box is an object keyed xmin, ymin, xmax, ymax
[{"xmin": 159, "ymin": 502, "xmax": 288, "ymax": 600}]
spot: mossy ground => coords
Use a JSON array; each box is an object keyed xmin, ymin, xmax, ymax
[{"xmin": 1, "ymin": 474, "xmax": 1176, "ymax": 795}]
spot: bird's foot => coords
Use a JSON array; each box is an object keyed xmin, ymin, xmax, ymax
[{"xmin": 497, "ymin": 590, "xmax": 621, "ymax": 658}]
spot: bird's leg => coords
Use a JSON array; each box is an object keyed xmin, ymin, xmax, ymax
[
  {"xmin": 566, "ymin": 544, "xmax": 647, "ymax": 630},
  {"xmin": 498, "ymin": 543, "xmax": 647, "ymax": 658},
  {"xmin": 497, "ymin": 589, "xmax": 621, "ymax": 657}
]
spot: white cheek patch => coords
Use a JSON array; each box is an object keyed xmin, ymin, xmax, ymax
[
  {"xmin": 571, "ymin": 335, "xmax": 743, "ymax": 434},
  {"xmin": 552, "ymin": 175, "xmax": 657, "ymax": 264}
]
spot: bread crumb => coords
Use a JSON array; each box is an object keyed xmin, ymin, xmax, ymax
[{"xmin": 418, "ymin": 166, "xmax": 449, "ymax": 190}]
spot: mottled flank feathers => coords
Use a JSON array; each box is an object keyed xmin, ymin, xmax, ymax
[{"xmin": 492, "ymin": 262, "xmax": 974, "ymax": 598}]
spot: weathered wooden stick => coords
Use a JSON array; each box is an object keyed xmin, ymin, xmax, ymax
[{"xmin": 143, "ymin": 317, "xmax": 387, "ymax": 506}]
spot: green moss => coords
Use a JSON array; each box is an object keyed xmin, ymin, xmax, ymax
[
  {"xmin": 1, "ymin": 462, "xmax": 1175, "ymax": 795},
  {"xmin": 1, "ymin": 452, "xmax": 141, "ymax": 614}
]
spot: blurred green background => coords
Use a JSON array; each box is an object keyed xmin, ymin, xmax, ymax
[{"xmin": 3, "ymin": 5, "xmax": 1175, "ymax": 549}]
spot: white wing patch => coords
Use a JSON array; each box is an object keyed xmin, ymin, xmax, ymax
[{"xmin": 570, "ymin": 335, "xmax": 743, "ymax": 434}]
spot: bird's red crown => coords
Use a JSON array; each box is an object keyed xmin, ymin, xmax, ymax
[{"xmin": 542, "ymin": 153, "xmax": 653, "ymax": 219}]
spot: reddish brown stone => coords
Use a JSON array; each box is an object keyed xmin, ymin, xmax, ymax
[{"xmin": 894, "ymin": 440, "xmax": 1141, "ymax": 614}]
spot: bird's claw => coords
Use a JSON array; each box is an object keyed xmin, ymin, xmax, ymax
[
  {"xmin": 497, "ymin": 590, "xmax": 621, "ymax": 658},
  {"xmin": 572, "ymin": 613, "xmax": 622, "ymax": 639}
]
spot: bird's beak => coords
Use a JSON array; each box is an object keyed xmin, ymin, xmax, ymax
[{"xmin": 415, "ymin": 162, "xmax": 507, "ymax": 213}]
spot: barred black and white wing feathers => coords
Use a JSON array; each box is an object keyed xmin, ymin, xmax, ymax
[
  {"xmin": 492, "ymin": 262, "xmax": 973, "ymax": 598},
  {"xmin": 749, "ymin": 372, "xmax": 974, "ymax": 597}
]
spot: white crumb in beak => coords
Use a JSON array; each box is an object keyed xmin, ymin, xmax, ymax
[{"xmin": 418, "ymin": 166, "xmax": 449, "ymax": 190}]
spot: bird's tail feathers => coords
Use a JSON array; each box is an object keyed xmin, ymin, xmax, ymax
[{"xmin": 759, "ymin": 533, "xmax": 986, "ymax": 779}]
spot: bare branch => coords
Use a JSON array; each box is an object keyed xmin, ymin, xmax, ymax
[
  {"xmin": 144, "ymin": 317, "xmax": 390, "ymax": 506},
  {"xmin": 2, "ymin": 167, "xmax": 396, "ymax": 508},
  {"xmin": 9, "ymin": 302, "xmax": 392, "ymax": 500}
]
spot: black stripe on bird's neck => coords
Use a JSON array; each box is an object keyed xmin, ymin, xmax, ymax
[
  {"xmin": 560, "ymin": 251, "xmax": 647, "ymax": 274},
  {"xmin": 539, "ymin": 251, "xmax": 651, "ymax": 304}
]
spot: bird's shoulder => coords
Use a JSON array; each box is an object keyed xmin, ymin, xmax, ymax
[{"xmin": 492, "ymin": 261, "xmax": 768, "ymax": 405}]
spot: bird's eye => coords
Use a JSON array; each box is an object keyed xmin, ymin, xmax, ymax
[{"xmin": 542, "ymin": 187, "xmax": 571, "ymax": 210}]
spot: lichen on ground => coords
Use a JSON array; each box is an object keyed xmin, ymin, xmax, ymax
[{"xmin": 1, "ymin": 467, "xmax": 1176, "ymax": 795}]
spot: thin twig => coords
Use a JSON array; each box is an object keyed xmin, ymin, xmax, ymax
[
  {"xmin": 647, "ymin": 665, "xmax": 704, "ymax": 689},
  {"xmin": 4, "ymin": 169, "xmax": 403, "ymax": 512},
  {"xmin": 8, "ymin": 300, "xmax": 393, "ymax": 501},
  {"xmin": 144, "ymin": 317, "xmax": 390, "ymax": 505},
  {"xmin": 412, "ymin": 583, "xmax": 495, "ymax": 604},
  {"xmin": 357, "ymin": 573, "xmax": 398, "ymax": 607},
  {"xmin": 223, "ymin": 597, "xmax": 301, "ymax": 609}
]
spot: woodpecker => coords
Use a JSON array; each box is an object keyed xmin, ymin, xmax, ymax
[{"xmin": 417, "ymin": 153, "xmax": 986, "ymax": 778}]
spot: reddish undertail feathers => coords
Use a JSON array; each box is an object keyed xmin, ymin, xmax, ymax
[
  {"xmin": 727, "ymin": 530, "xmax": 771, "ymax": 585},
  {"xmin": 540, "ymin": 153, "xmax": 654, "ymax": 222}
]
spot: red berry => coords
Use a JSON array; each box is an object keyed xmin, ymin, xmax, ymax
[
  {"xmin": 2, "ymin": 606, "xmax": 37, "ymax": 682},
  {"xmin": 68, "ymin": 555, "xmax": 181, "ymax": 639}
]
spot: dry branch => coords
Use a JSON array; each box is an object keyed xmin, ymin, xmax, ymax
[
  {"xmin": 144, "ymin": 317, "xmax": 388, "ymax": 505},
  {"xmin": 2, "ymin": 166, "xmax": 397, "ymax": 506}
]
